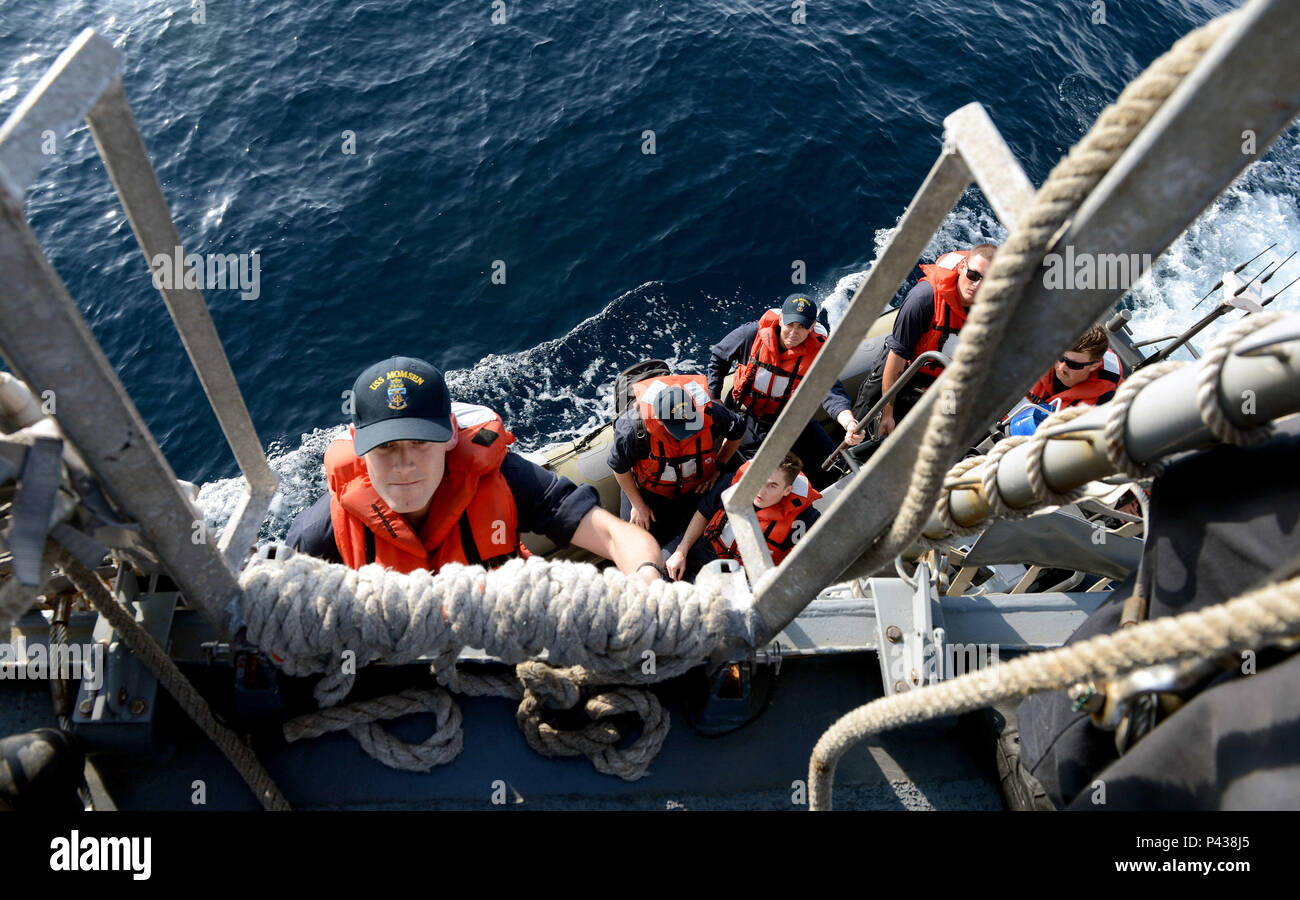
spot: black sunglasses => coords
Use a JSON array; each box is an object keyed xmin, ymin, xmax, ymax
[
  {"xmin": 962, "ymin": 266, "xmax": 984, "ymax": 282},
  {"xmin": 1058, "ymin": 356, "xmax": 1097, "ymax": 370}
]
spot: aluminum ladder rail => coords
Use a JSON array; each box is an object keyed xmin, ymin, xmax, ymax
[
  {"xmin": 0, "ymin": 29, "xmax": 277, "ymax": 637},
  {"xmin": 731, "ymin": 0, "xmax": 1300, "ymax": 646},
  {"xmin": 719, "ymin": 100, "xmax": 1034, "ymax": 605}
]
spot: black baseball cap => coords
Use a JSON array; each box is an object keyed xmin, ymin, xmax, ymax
[
  {"xmin": 350, "ymin": 356, "xmax": 453, "ymax": 455},
  {"xmin": 781, "ymin": 293, "xmax": 817, "ymax": 328},
  {"xmin": 651, "ymin": 385, "xmax": 702, "ymax": 441}
]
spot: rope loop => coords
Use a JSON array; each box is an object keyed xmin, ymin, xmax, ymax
[
  {"xmin": 1023, "ymin": 404, "xmax": 1093, "ymax": 508},
  {"xmin": 1104, "ymin": 360, "xmax": 1184, "ymax": 479},
  {"xmin": 926, "ymin": 455, "xmax": 986, "ymax": 548},
  {"xmin": 284, "ymin": 687, "xmax": 464, "ymax": 773},
  {"xmin": 982, "ymin": 434, "xmax": 1030, "ymax": 518},
  {"xmin": 1195, "ymin": 310, "xmax": 1288, "ymax": 446},
  {"xmin": 514, "ymin": 660, "xmax": 668, "ymax": 781}
]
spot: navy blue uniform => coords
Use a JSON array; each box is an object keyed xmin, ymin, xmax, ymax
[
  {"xmin": 607, "ymin": 402, "xmax": 747, "ymax": 544},
  {"xmin": 853, "ymin": 282, "xmax": 940, "ymax": 428},
  {"xmin": 285, "ymin": 451, "xmax": 601, "ymax": 564},
  {"xmin": 883, "ymin": 281, "xmax": 937, "ymax": 361},
  {"xmin": 707, "ymin": 320, "xmax": 852, "ymax": 489}
]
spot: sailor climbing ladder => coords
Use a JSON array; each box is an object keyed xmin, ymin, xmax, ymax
[{"xmin": 2, "ymin": 0, "xmax": 1300, "ymax": 812}]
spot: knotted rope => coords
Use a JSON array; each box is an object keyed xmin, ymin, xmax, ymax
[{"xmin": 238, "ymin": 553, "xmax": 731, "ymax": 780}]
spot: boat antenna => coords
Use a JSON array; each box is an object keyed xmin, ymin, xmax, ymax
[
  {"xmin": 1260, "ymin": 250, "xmax": 1296, "ymax": 285},
  {"xmin": 1232, "ymin": 262, "xmax": 1270, "ymax": 296},
  {"xmin": 1192, "ymin": 242, "xmax": 1277, "ymax": 309},
  {"xmin": 1262, "ymin": 273, "xmax": 1300, "ymax": 307}
]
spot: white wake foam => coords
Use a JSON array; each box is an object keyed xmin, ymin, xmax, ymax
[{"xmin": 199, "ymin": 150, "xmax": 1300, "ymax": 541}]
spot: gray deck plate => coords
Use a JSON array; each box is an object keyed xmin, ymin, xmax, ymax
[{"xmin": 2, "ymin": 655, "xmax": 1002, "ymax": 811}]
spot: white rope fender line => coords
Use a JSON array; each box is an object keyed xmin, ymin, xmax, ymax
[
  {"xmin": 1103, "ymin": 360, "xmax": 1183, "ymax": 479},
  {"xmin": 237, "ymin": 552, "xmax": 733, "ymax": 780},
  {"xmin": 809, "ymin": 573, "xmax": 1300, "ymax": 810},
  {"xmin": 1196, "ymin": 310, "xmax": 1288, "ymax": 445},
  {"xmin": 926, "ymin": 310, "xmax": 1290, "ymax": 547},
  {"xmin": 924, "ymin": 404, "xmax": 1097, "ymax": 549}
]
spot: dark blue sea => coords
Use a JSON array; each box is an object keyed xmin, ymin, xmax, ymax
[{"xmin": 2, "ymin": 0, "xmax": 1296, "ymax": 538}]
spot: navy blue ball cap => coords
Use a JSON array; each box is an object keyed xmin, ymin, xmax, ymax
[
  {"xmin": 651, "ymin": 385, "xmax": 701, "ymax": 441},
  {"xmin": 350, "ymin": 356, "xmax": 452, "ymax": 456},
  {"xmin": 781, "ymin": 293, "xmax": 817, "ymax": 328}
]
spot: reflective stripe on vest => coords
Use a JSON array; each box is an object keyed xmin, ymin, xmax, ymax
[
  {"xmin": 731, "ymin": 308, "xmax": 829, "ymax": 425},
  {"xmin": 631, "ymin": 374, "xmax": 718, "ymax": 497}
]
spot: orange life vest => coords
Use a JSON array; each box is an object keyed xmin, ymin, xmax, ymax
[
  {"xmin": 630, "ymin": 374, "xmax": 719, "ymax": 498},
  {"xmin": 325, "ymin": 403, "xmax": 521, "ymax": 573},
  {"xmin": 731, "ymin": 308, "xmax": 830, "ymax": 426},
  {"xmin": 912, "ymin": 250, "xmax": 970, "ymax": 377},
  {"xmin": 703, "ymin": 460, "xmax": 822, "ymax": 565},
  {"xmin": 1027, "ymin": 349, "xmax": 1124, "ymax": 409}
]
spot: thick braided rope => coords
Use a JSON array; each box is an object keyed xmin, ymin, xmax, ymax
[
  {"xmin": 929, "ymin": 405, "xmax": 1109, "ymax": 547},
  {"xmin": 240, "ymin": 554, "xmax": 727, "ymax": 683},
  {"xmin": 1104, "ymin": 360, "xmax": 1184, "ymax": 479},
  {"xmin": 239, "ymin": 553, "xmax": 727, "ymax": 779},
  {"xmin": 873, "ymin": 12, "xmax": 1236, "ymax": 573},
  {"xmin": 513, "ymin": 661, "xmax": 670, "ymax": 780},
  {"xmin": 982, "ymin": 435, "xmax": 1028, "ymax": 518},
  {"xmin": 1195, "ymin": 310, "xmax": 1287, "ymax": 446},
  {"xmin": 924, "ymin": 311, "xmax": 1290, "ymax": 545},
  {"xmin": 930, "ymin": 455, "xmax": 986, "ymax": 542},
  {"xmin": 48, "ymin": 611, "xmax": 71, "ymax": 733},
  {"xmin": 55, "ymin": 550, "xmax": 291, "ymax": 811},
  {"xmin": 1023, "ymin": 404, "xmax": 1093, "ymax": 507},
  {"xmin": 809, "ymin": 573, "xmax": 1300, "ymax": 810}
]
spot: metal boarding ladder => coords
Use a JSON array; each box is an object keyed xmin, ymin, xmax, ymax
[
  {"xmin": 720, "ymin": 99, "xmax": 1034, "ymax": 586},
  {"xmin": 721, "ymin": 0, "xmax": 1300, "ymax": 648},
  {"xmin": 0, "ymin": 29, "xmax": 276, "ymax": 638}
]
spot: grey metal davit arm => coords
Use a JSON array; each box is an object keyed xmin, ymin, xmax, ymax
[
  {"xmin": 749, "ymin": 0, "xmax": 1300, "ymax": 645},
  {"xmin": 84, "ymin": 83, "xmax": 277, "ymax": 571},
  {"xmin": 927, "ymin": 315, "xmax": 1300, "ymax": 538}
]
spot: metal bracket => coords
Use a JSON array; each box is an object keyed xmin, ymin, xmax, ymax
[
  {"xmin": 71, "ymin": 566, "xmax": 177, "ymax": 752},
  {"xmin": 872, "ymin": 562, "xmax": 948, "ymax": 696}
]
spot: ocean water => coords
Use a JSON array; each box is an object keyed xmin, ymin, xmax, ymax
[{"xmin": 1, "ymin": 0, "xmax": 1296, "ymax": 541}]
